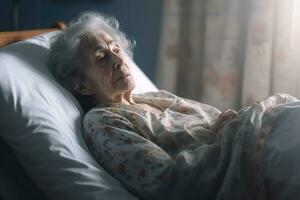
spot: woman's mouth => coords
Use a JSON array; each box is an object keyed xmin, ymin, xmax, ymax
[{"xmin": 115, "ymin": 74, "xmax": 130, "ymax": 82}]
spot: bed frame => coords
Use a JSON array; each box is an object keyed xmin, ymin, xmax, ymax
[{"xmin": 0, "ymin": 22, "xmax": 66, "ymax": 47}]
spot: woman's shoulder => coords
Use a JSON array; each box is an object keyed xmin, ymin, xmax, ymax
[
  {"xmin": 83, "ymin": 106, "xmax": 128, "ymax": 129},
  {"xmin": 84, "ymin": 106, "xmax": 127, "ymax": 119},
  {"xmin": 83, "ymin": 107, "xmax": 106, "ymax": 126},
  {"xmin": 84, "ymin": 106, "xmax": 119, "ymax": 123}
]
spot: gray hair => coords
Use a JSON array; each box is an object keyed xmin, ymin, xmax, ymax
[{"xmin": 49, "ymin": 11, "xmax": 135, "ymax": 91}]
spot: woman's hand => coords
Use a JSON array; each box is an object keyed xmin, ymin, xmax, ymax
[{"xmin": 210, "ymin": 109, "xmax": 237, "ymax": 134}]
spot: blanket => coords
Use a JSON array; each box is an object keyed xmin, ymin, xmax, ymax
[{"xmin": 83, "ymin": 91, "xmax": 298, "ymax": 200}]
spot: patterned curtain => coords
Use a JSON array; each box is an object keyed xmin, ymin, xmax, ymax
[{"xmin": 156, "ymin": 0, "xmax": 300, "ymax": 110}]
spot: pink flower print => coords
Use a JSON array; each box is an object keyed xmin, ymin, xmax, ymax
[
  {"xmin": 275, "ymin": 51, "xmax": 287, "ymax": 63},
  {"xmin": 252, "ymin": 21, "xmax": 270, "ymax": 46},
  {"xmin": 104, "ymin": 127, "xmax": 113, "ymax": 136},
  {"xmin": 177, "ymin": 106, "xmax": 189, "ymax": 114},
  {"xmin": 206, "ymin": 68, "xmax": 238, "ymax": 95},
  {"xmin": 162, "ymin": 119, "xmax": 172, "ymax": 129}
]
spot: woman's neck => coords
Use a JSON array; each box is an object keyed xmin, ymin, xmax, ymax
[{"xmin": 95, "ymin": 90, "xmax": 135, "ymax": 105}]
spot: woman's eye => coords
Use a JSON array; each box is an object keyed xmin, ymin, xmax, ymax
[
  {"xmin": 111, "ymin": 42, "xmax": 121, "ymax": 54},
  {"xmin": 113, "ymin": 48, "xmax": 121, "ymax": 54},
  {"xmin": 95, "ymin": 51, "xmax": 105, "ymax": 61}
]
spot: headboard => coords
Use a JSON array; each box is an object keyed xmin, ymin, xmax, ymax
[{"xmin": 0, "ymin": 22, "xmax": 66, "ymax": 47}]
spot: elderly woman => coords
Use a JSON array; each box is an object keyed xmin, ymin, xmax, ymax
[{"xmin": 49, "ymin": 12, "xmax": 300, "ymax": 200}]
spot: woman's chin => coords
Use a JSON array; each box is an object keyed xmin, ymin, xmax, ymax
[{"xmin": 115, "ymin": 79, "xmax": 135, "ymax": 93}]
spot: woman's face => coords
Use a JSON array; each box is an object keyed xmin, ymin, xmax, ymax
[{"xmin": 78, "ymin": 31, "xmax": 135, "ymax": 103}]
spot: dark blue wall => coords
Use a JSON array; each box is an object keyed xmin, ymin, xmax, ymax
[
  {"xmin": 0, "ymin": 0, "xmax": 162, "ymax": 81},
  {"xmin": 0, "ymin": 0, "xmax": 14, "ymax": 31}
]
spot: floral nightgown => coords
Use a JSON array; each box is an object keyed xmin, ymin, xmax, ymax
[{"xmin": 83, "ymin": 90, "xmax": 298, "ymax": 200}]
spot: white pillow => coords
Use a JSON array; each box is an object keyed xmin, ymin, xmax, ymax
[
  {"xmin": 130, "ymin": 59, "xmax": 158, "ymax": 94},
  {"xmin": 0, "ymin": 31, "xmax": 148, "ymax": 200}
]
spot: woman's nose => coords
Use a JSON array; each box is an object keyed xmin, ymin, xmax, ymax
[{"xmin": 111, "ymin": 51, "xmax": 123, "ymax": 70}]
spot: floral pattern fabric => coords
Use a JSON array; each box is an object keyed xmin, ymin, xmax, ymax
[
  {"xmin": 83, "ymin": 91, "xmax": 298, "ymax": 200},
  {"xmin": 156, "ymin": 0, "xmax": 300, "ymax": 111}
]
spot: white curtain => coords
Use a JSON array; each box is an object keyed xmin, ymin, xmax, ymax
[{"xmin": 156, "ymin": 0, "xmax": 300, "ymax": 110}]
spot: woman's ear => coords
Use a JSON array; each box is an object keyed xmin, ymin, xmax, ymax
[{"xmin": 77, "ymin": 82, "xmax": 95, "ymax": 96}]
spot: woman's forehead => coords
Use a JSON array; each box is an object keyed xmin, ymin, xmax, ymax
[{"xmin": 83, "ymin": 31, "xmax": 114, "ymax": 47}]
